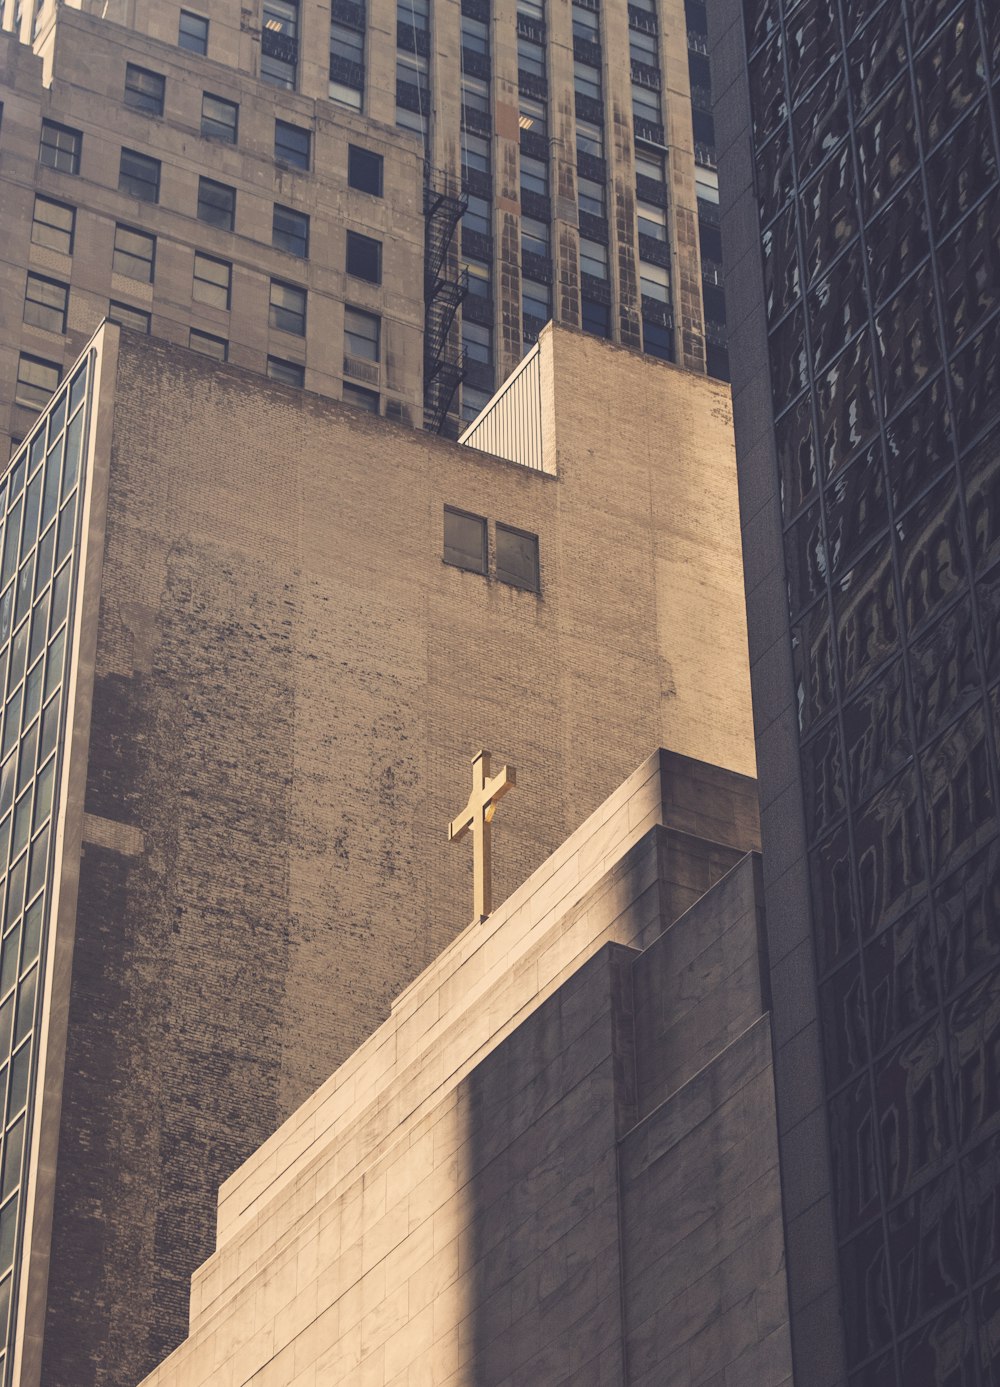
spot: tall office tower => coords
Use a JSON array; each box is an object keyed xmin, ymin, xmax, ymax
[
  {"xmin": 0, "ymin": 0, "xmax": 727, "ymax": 455},
  {"xmin": 0, "ymin": 320, "xmax": 753, "ymax": 1385},
  {"xmin": 713, "ymin": 0, "xmax": 1000, "ymax": 1383}
]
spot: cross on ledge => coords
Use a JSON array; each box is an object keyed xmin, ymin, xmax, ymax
[{"xmin": 448, "ymin": 750, "xmax": 516, "ymax": 924}]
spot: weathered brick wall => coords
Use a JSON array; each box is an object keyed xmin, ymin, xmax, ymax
[{"xmin": 41, "ymin": 328, "xmax": 752, "ymax": 1384}]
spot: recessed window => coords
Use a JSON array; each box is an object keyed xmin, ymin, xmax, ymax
[
  {"xmin": 572, "ymin": 3, "xmax": 599, "ymax": 41},
  {"xmin": 124, "ymin": 65, "xmax": 165, "ymax": 116},
  {"xmin": 517, "ymin": 36, "xmax": 545, "ymax": 77},
  {"xmin": 348, "ymin": 145, "xmax": 383, "ymax": 196},
  {"xmin": 119, "ymin": 148, "xmax": 161, "ymax": 203},
  {"xmin": 193, "ymin": 252, "xmax": 232, "ymax": 309},
  {"xmin": 518, "ymin": 95, "xmax": 546, "ymax": 135},
  {"xmin": 521, "ymin": 216, "xmax": 549, "ymax": 257},
  {"xmin": 38, "ymin": 120, "xmax": 81, "ymax": 174},
  {"xmin": 462, "ymin": 320, "xmax": 491, "ymax": 364},
  {"xmin": 640, "ymin": 262, "xmax": 670, "ymax": 302},
  {"xmin": 343, "ymin": 383, "xmax": 379, "ymax": 413},
  {"xmin": 273, "ymin": 204, "xmax": 309, "ymax": 257},
  {"xmin": 344, "ymin": 306, "xmax": 380, "ymax": 360},
  {"xmin": 462, "ymin": 131, "xmax": 490, "ymax": 178},
  {"xmin": 178, "ymin": 10, "xmax": 208, "ymax": 53},
  {"xmin": 275, "ymin": 119, "xmax": 310, "ymax": 168},
  {"xmin": 635, "ymin": 149, "xmax": 666, "ymax": 183},
  {"xmin": 629, "ymin": 29, "xmax": 658, "ymax": 63},
  {"xmin": 30, "ymin": 196, "xmax": 75, "ymax": 255},
  {"xmin": 575, "ymin": 117, "xmax": 603, "ymax": 157},
  {"xmin": 574, "ymin": 62, "xmax": 601, "ymax": 100},
  {"xmin": 632, "ymin": 86, "xmax": 661, "ymax": 123},
  {"xmin": 346, "ymin": 231, "xmax": 381, "ymax": 284},
  {"xmin": 267, "ymin": 356, "xmax": 305, "ymax": 386},
  {"xmin": 462, "ymin": 258, "xmax": 490, "ymax": 300},
  {"xmin": 461, "ymin": 384, "xmax": 491, "ymax": 422},
  {"xmin": 463, "ymin": 195, "xmax": 491, "ymax": 238},
  {"xmin": 108, "ymin": 301, "xmax": 151, "ymax": 334},
  {"xmin": 643, "ymin": 317, "xmax": 672, "ymax": 360},
  {"xmin": 197, "ymin": 177, "xmax": 236, "ymax": 230},
  {"xmin": 269, "ymin": 279, "xmax": 306, "ymax": 335},
  {"xmin": 496, "ymin": 523, "xmax": 539, "ymax": 591},
  {"xmin": 23, "ymin": 274, "xmax": 68, "ymax": 334},
  {"xmin": 444, "ymin": 507, "xmax": 486, "ymax": 574},
  {"xmin": 201, "ymin": 93, "xmax": 238, "ymax": 143},
  {"xmin": 461, "ymin": 14, "xmax": 489, "ymax": 55},
  {"xmin": 580, "ymin": 237, "xmax": 608, "ymax": 279},
  {"xmin": 462, "ymin": 75, "xmax": 490, "ymax": 117},
  {"xmin": 15, "ymin": 355, "xmax": 60, "ymax": 411},
  {"xmin": 522, "ymin": 278, "xmax": 550, "ymax": 321},
  {"xmin": 262, "ymin": 0, "xmax": 299, "ymax": 89},
  {"xmin": 189, "ymin": 329, "xmax": 228, "ymax": 360},
  {"xmin": 578, "ymin": 175, "xmax": 605, "ymax": 216},
  {"xmin": 113, "ymin": 223, "xmax": 155, "ymax": 282},
  {"xmin": 581, "ymin": 297, "xmax": 610, "ymax": 337},
  {"xmin": 520, "ymin": 154, "xmax": 548, "ymax": 196},
  {"xmin": 638, "ymin": 200, "xmax": 666, "ymax": 241},
  {"xmin": 330, "ymin": 20, "xmax": 364, "ymax": 108}
]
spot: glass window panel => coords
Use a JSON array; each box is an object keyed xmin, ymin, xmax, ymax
[
  {"xmin": 273, "ymin": 205, "xmax": 309, "ymax": 258},
  {"xmin": 30, "ymin": 197, "xmax": 75, "ymax": 256},
  {"xmin": 32, "ymin": 760, "xmax": 53, "ymax": 835},
  {"xmin": 118, "ymin": 149, "xmax": 160, "ymax": 203},
  {"xmin": 897, "ymin": 473, "xmax": 966, "ymax": 639},
  {"xmin": 0, "ymin": 1198, "xmax": 15, "ymax": 1272},
  {"xmin": 15, "ymin": 357, "xmax": 60, "ymax": 413},
  {"xmin": 275, "ymin": 120, "xmax": 310, "ymax": 169},
  {"xmin": 949, "ymin": 963, "xmax": 1000, "ymax": 1145},
  {"xmin": 38, "ymin": 121, "xmax": 81, "ymax": 175},
  {"xmin": 108, "ymin": 302, "xmax": 151, "ymax": 335},
  {"xmin": 2, "ymin": 1119, "xmax": 23, "ymax": 1200},
  {"xmin": 518, "ymin": 96, "xmax": 547, "ymax": 136},
  {"xmin": 853, "ymin": 768, "xmax": 927, "ymax": 939},
  {"xmin": 2, "ymin": 924, "xmax": 22, "ymax": 998},
  {"xmin": 495, "ymin": 524, "xmax": 539, "ymax": 591},
  {"xmin": 345, "ymin": 231, "xmax": 381, "ymax": 283},
  {"xmin": 269, "ymin": 280, "xmax": 306, "ymax": 335},
  {"xmin": 39, "ymin": 697, "xmax": 59, "ymax": 766},
  {"xmin": 266, "ymin": 357, "xmax": 304, "ymax": 387},
  {"xmin": 112, "ymin": 224, "xmax": 155, "ymax": 283},
  {"xmin": 344, "ymin": 308, "xmax": 379, "ymax": 360},
  {"xmin": 443, "ymin": 508, "xmax": 486, "ymax": 573},
  {"xmin": 124, "ymin": 64, "xmax": 165, "ymax": 116},
  {"xmin": 348, "ymin": 145, "xmax": 382, "ymax": 194},
  {"xmin": 179, "ymin": 10, "xmax": 209, "ymax": 53},
  {"xmin": 201, "ymin": 93, "xmax": 238, "ymax": 143},
  {"xmin": 189, "ymin": 330, "xmax": 228, "ymax": 361},
  {"xmin": 193, "ymin": 253, "xmax": 231, "ymax": 309},
  {"xmin": 44, "ymin": 630, "xmax": 65, "ymax": 702},
  {"xmin": 27, "ymin": 827, "xmax": 48, "ymax": 902},
  {"xmin": 197, "ymin": 178, "xmax": 236, "ymax": 230},
  {"xmin": 829, "ymin": 1074, "xmax": 881, "ymax": 1236},
  {"xmin": 6, "ymin": 1046, "xmax": 28, "ymax": 1123},
  {"xmin": 21, "ymin": 899, "xmax": 42, "ymax": 970},
  {"xmin": 0, "ymin": 1000, "xmax": 11, "ymax": 1059}
]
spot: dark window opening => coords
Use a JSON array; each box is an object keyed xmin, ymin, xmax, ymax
[
  {"xmin": 346, "ymin": 230, "xmax": 382, "ymax": 283},
  {"xmin": 348, "ymin": 145, "xmax": 383, "ymax": 195},
  {"xmin": 444, "ymin": 507, "xmax": 487, "ymax": 573},
  {"xmin": 496, "ymin": 523, "xmax": 540, "ymax": 591}
]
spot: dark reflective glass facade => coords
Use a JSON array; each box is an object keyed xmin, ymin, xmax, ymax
[{"xmin": 741, "ymin": 0, "xmax": 1000, "ymax": 1379}]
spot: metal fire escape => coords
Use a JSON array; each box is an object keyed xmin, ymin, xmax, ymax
[{"xmin": 423, "ymin": 170, "xmax": 468, "ymax": 436}]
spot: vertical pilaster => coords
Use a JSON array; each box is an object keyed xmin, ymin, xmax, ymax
[
  {"xmin": 493, "ymin": 3, "xmax": 521, "ymax": 381},
  {"xmin": 604, "ymin": 12, "xmax": 641, "ymax": 348},
  {"xmin": 547, "ymin": 0, "xmax": 579, "ymax": 328},
  {"xmin": 660, "ymin": 0, "xmax": 703, "ymax": 371}
]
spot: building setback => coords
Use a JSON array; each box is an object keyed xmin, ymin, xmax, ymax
[
  {"xmin": 713, "ymin": 0, "xmax": 1000, "ymax": 1383},
  {"xmin": 0, "ymin": 321, "xmax": 753, "ymax": 1384},
  {"xmin": 0, "ymin": 0, "xmax": 727, "ymax": 452}
]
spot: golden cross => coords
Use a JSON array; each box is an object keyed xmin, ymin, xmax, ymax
[{"xmin": 449, "ymin": 750, "xmax": 516, "ymax": 924}]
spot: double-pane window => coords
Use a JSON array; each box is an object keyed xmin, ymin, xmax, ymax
[
  {"xmin": 346, "ymin": 231, "xmax": 381, "ymax": 283},
  {"xmin": 197, "ymin": 177, "xmax": 236, "ymax": 230},
  {"xmin": 517, "ymin": 37, "xmax": 545, "ymax": 77},
  {"xmin": 15, "ymin": 355, "xmax": 60, "ymax": 411},
  {"xmin": 124, "ymin": 65, "xmax": 165, "ymax": 116},
  {"xmin": 461, "ymin": 385, "xmax": 491, "ymax": 423},
  {"xmin": 521, "ymin": 216, "xmax": 549, "ymax": 257},
  {"xmin": 580, "ymin": 237, "xmax": 608, "ymax": 278},
  {"xmin": 273, "ymin": 205, "xmax": 309, "ymax": 257},
  {"xmin": 108, "ymin": 301, "xmax": 151, "ymax": 333},
  {"xmin": 581, "ymin": 296, "xmax": 609, "ymax": 336},
  {"xmin": 262, "ymin": 0, "xmax": 299, "ymax": 88},
  {"xmin": 496, "ymin": 523, "xmax": 539, "ymax": 591},
  {"xmin": 575, "ymin": 117, "xmax": 603, "ymax": 156},
  {"xmin": 113, "ymin": 224, "xmax": 155, "ymax": 282},
  {"xmin": 463, "ymin": 195, "xmax": 491, "ymax": 237},
  {"xmin": 189, "ymin": 329, "xmax": 228, "ymax": 360},
  {"xmin": 119, "ymin": 149, "xmax": 160, "ymax": 202},
  {"xmin": 640, "ymin": 262, "xmax": 669, "ymax": 301},
  {"xmin": 462, "ymin": 320, "xmax": 491, "ymax": 364},
  {"xmin": 462, "ymin": 131, "xmax": 490, "ymax": 177},
  {"xmin": 38, "ymin": 121, "xmax": 81, "ymax": 174},
  {"xmin": 344, "ymin": 307, "xmax": 379, "ymax": 360},
  {"xmin": 632, "ymin": 85, "xmax": 660, "ymax": 122},
  {"xmin": 461, "ymin": 15, "xmax": 488, "ymax": 55},
  {"xmin": 269, "ymin": 280, "xmax": 306, "ymax": 335},
  {"xmin": 522, "ymin": 278, "xmax": 550, "ymax": 320},
  {"xmin": 462, "ymin": 75, "xmax": 490, "ymax": 117},
  {"xmin": 275, "ymin": 120, "xmax": 310, "ymax": 168},
  {"xmin": 178, "ymin": 10, "xmax": 208, "ymax": 52},
  {"xmin": 520, "ymin": 154, "xmax": 548, "ymax": 195},
  {"xmin": 30, "ymin": 197, "xmax": 75, "ymax": 255},
  {"xmin": 202, "ymin": 94, "xmax": 238, "ymax": 143},
  {"xmin": 399, "ymin": 0, "xmax": 428, "ymax": 32},
  {"xmin": 635, "ymin": 150, "xmax": 665, "ymax": 182},
  {"xmin": 574, "ymin": 61, "xmax": 601, "ymax": 100},
  {"xmin": 267, "ymin": 357, "xmax": 304, "ymax": 386},
  {"xmin": 193, "ymin": 253, "xmax": 231, "ymax": 309},
  {"xmin": 343, "ymin": 384, "xmax": 379, "ymax": 413},
  {"xmin": 629, "ymin": 30, "xmax": 657, "ymax": 64},
  {"xmin": 348, "ymin": 145, "xmax": 383, "ymax": 195},
  {"xmin": 516, "ymin": 0, "xmax": 544, "ymax": 17},
  {"xmin": 578, "ymin": 176, "xmax": 605, "ymax": 216},
  {"xmin": 638, "ymin": 201, "xmax": 666, "ymax": 240},
  {"xmin": 462, "ymin": 258, "xmax": 490, "ymax": 300},
  {"xmin": 519, "ymin": 96, "xmax": 546, "ymax": 135},
  {"xmin": 23, "ymin": 274, "xmax": 68, "ymax": 334},
  {"xmin": 444, "ymin": 508, "xmax": 486, "ymax": 574},
  {"xmin": 330, "ymin": 19, "xmax": 365, "ymax": 109},
  {"xmin": 572, "ymin": 3, "xmax": 599, "ymax": 41}
]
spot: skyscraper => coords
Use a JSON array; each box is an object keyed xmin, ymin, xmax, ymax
[
  {"xmin": 0, "ymin": 0, "xmax": 727, "ymax": 455},
  {"xmin": 713, "ymin": 0, "xmax": 1000, "ymax": 1382}
]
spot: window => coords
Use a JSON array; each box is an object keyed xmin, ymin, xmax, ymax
[
  {"xmin": 108, "ymin": 301, "xmax": 151, "ymax": 333},
  {"xmin": 330, "ymin": 21, "xmax": 365, "ymax": 66},
  {"xmin": 522, "ymin": 278, "xmax": 550, "ymax": 320},
  {"xmin": 189, "ymin": 329, "xmax": 228, "ymax": 360},
  {"xmin": 113, "ymin": 224, "xmax": 155, "ymax": 281},
  {"xmin": 462, "ymin": 131, "xmax": 490, "ymax": 177},
  {"xmin": 348, "ymin": 145, "xmax": 383, "ymax": 195},
  {"xmin": 197, "ymin": 177, "xmax": 236, "ymax": 230},
  {"xmin": 521, "ymin": 216, "xmax": 549, "ymax": 256},
  {"xmin": 273, "ymin": 205, "xmax": 309, "ymax": 257},
  {"xmin": 343, "ymin": 383, "xmax": 379, "ymax": 413},
  {"xmin": 344, "ymin": 306, "xmax": 380, "ymax": 360},
  {"xmin": 399, "ymin": 0, "xmax": 428, "ymax": 33},
  {"xmin": 462, "ymin": 258, "xmax": 490, "ymax": 300},
  {"xmin": 574, "ymin": 62, "xmax": 601, "ymax": 100},
  {"xmin": 462, "ymin": 75, "xmax": 490, "ymax": 117},
  {"xmin": 15, "ymin": 355, "xmax": 60, "ymax": 411},
  {"xmin": 640, "ymin": 262, "xmax": 670, "ymax": 301},
  {"xmin": 638, "ymin": 201, "xmax": 666, "ymax": 240},
  {"xmin": 496, "ymin": 523, "xmax": 539, "ymax": 591},
  {"xmin": 262, "ymin": 0, "xmax": 299, "ymax": 88},
  {"xmin": 396, "ymin": 50, "xmax": 429, "ymax": 100},
  {"xmin": 518, "ymin": 36, "xmax": 545, "ymax": 77},
  {"xmin": 193, "ymin": 252, "xmax": 231, "ymax": 309},
  {"xmin": 444, "ymin": 507, "xmax": 486, "ymax": 574},
  {"xmin": 178, "ymin": 10, "xmax": 208, "ymax": 53},
  {"xmin": 461, "ymin": 15, "xmax": 488, "ymax": 55},
  {"xmin": 519, "ymin": 96, "xmax": 546, "ymax": 135},
  {"xmin": 632, "ymin": 85, "xmax": 661, "ymax": 123},
  {"xmin": 629, "ymin": 30, "xmax": 657, "ymax": 64},
  {"xmin": 580, "ymin": 238, "xmax": 608, "ymax": 279},
  {"xmin": 461, "ymin": 384, "xmax": 491, "ymax": 422},
  {"xmin": 396, "ymin": 107, "xmax": 427, "ymax": 137},
  {"xmin": 30, "ymin": 197, "xmax": 74, "ymax": 255},
  {"xmin": 269, "ymin": 279, "xmax": 306, "ymax": 335},
  {"xmin": 201, "ymin": 93, "xmax": 238, "ymax": 143},
  {"xmin": 124, "ymin": 65, "xmax": 165, "ymax": 116},
  {"xmin": 462, "ymin": 320, "xmax": 491, "ymax": 364},
  {"xmin": 582, "ymin": 296, "xmax": 610, "ymax": 337},
  {"xmin": 275, "ymin": 119, "xmax": 310, "ymax": 169},
  {"xmin": 643, "ymin": 317, "xmax": 672, "ymax": 359},
  {"xmin": 268, "ymin": 356, "xmax": 304, "ymax": 386},
  {"xmin": 572, "ymin": 3, "xmax": 599, "ymax": 41},
  {"xmin": 38, "ymin": 121, "xmax": 81, "ymax": 174},
  {"xmin": 636, "ymin": 149, "xmax": 665, "ymax": 183},
  {"xmin": 517, "ymin": 0, "xmax": 544, "ymax": 17},
  {"xmin": 330, "ymin": 21, "xmax": 364, "ymax": 109},
  {"xmin": 23, "ymin": 274, "xmax": 68, "ymax": 333},
  {"xmin": 346, "ymin": 231, "xmax": 381, "ymax": 283},
  {"xmin": 578, "ymin": 175, "xmax": 605, "ymax": 216},
  {"xmin": 575, "ymin": 117, "xmax": 603, "ymax": 156},
  {"xmin": 119, "ymin": 149, "xmax": 160, "ymax": 202},
  {"xmin": 463, "ymin": 195, "xmax": 491, "ymax": 237},
  {"xmin": 520, "ymin": 154, "xmax": 548, "ymax": 195},
  {"xmin": 695, "ymin": 165, "xmax": 720, "ymax": 205}
]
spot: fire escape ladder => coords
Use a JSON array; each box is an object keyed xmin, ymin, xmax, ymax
[{"xmin": 423, "ymin": 171, "xmax": 468, "ymax": 436}]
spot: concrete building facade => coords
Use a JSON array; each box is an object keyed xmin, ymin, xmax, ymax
[
  {"xmin": 0, "ymin": 0, "xmax": 728, "ymax": 451},
  {"xmin": 712, "ymin": 0, "xmax": 1000, "ymax": 1384},
  {"xmin": 0, "ymin": 321, "xmax": 753, "ymax": 1384}
]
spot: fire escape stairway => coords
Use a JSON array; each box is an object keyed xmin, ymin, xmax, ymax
[{"xmin": 423, "ymin": 177, "xmax": 468, "ymax": 436}]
